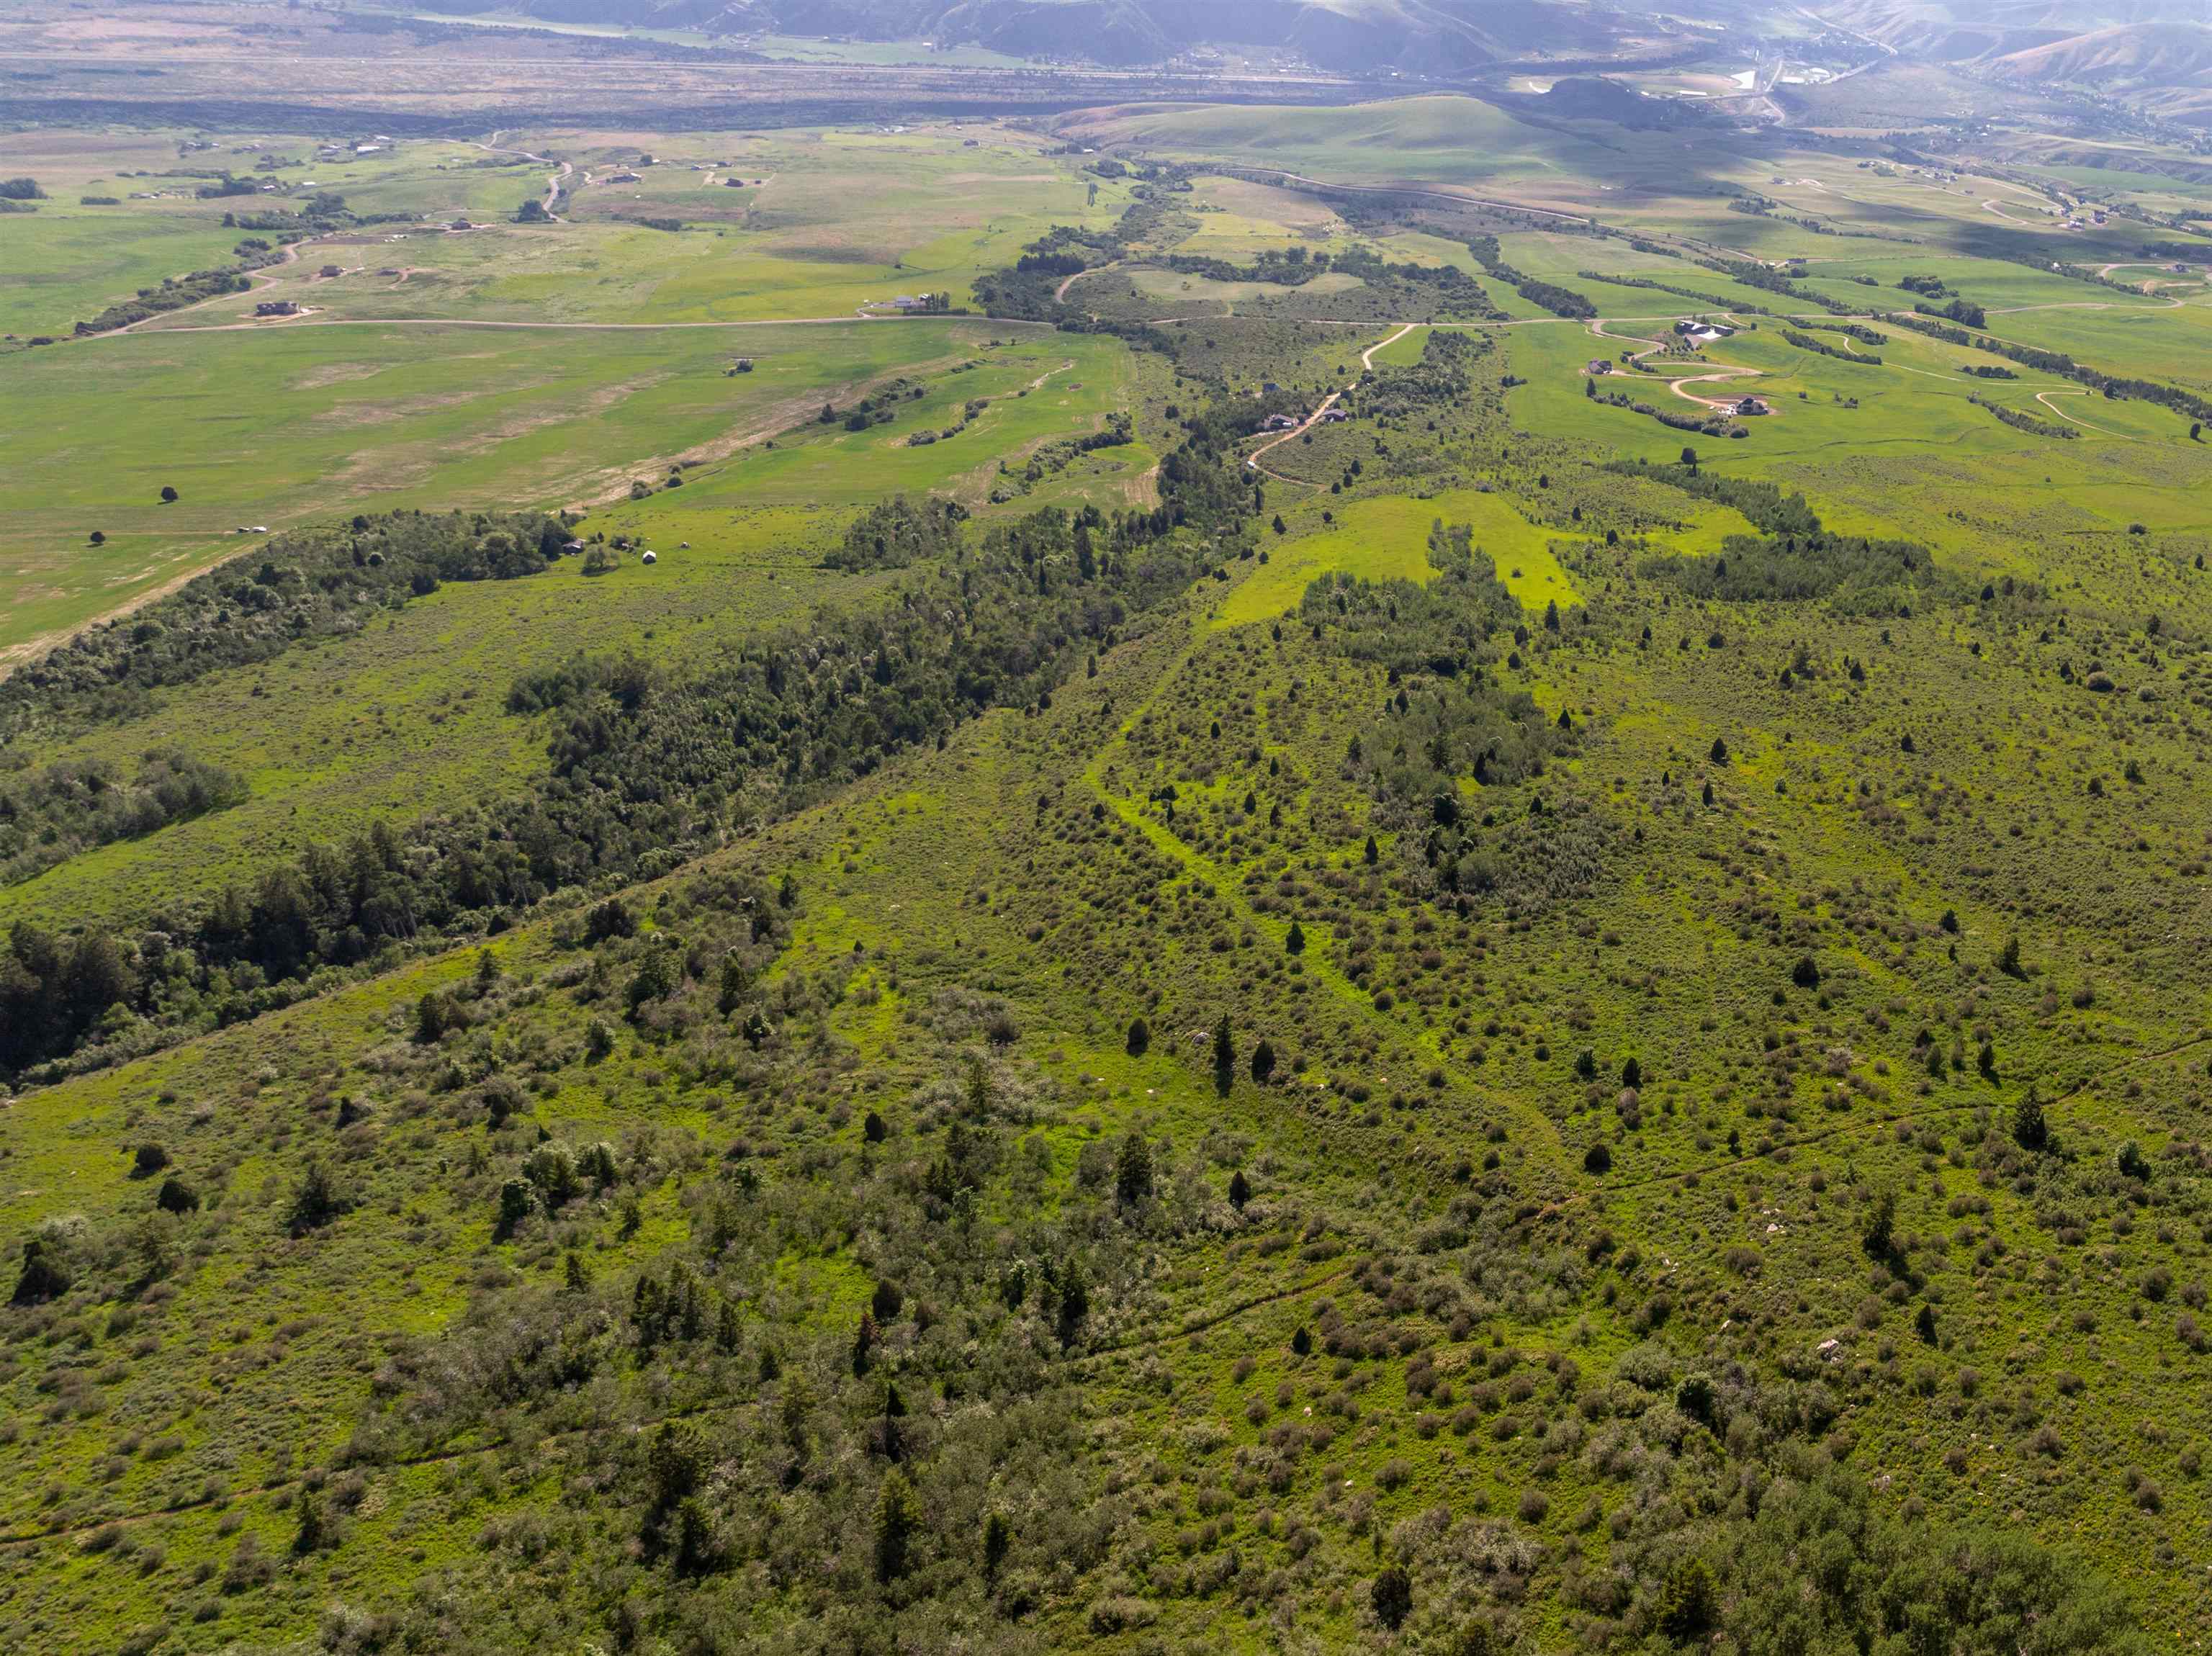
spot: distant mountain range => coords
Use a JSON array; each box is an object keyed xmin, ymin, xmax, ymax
[
  {"xmin": 1824, "ymin": 0, "xmax": 2212, "ymax": 123},
  {"xmin": 412, "ymin": 0, "xmax": 1722, "ymax": 73},
  {"xmin": 403, "ymin": 0, "xmax": 2212, "ymax": 122}
]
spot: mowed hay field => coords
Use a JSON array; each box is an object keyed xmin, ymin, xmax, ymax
[
  {"xmin": 119, "ymin": 125, "xmax": 1133, "ymax": 331},
  {"xmin": 0, "ymin": 120, "xmax": 1123, "ymax": 654},
  {"xmin": 0, "ymin": 318, "xmax": 1040, "ymax": 657}
]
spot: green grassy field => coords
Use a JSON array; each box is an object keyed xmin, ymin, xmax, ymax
[{"xmin": 0, "ymin": 318, "xmax": 1033, "ymax": 657}]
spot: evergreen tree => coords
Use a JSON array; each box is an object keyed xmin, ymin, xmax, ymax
[
  {"xmin": 982, "ymin": 1511, "xmax": 1011, "ymax": 1583},
  {"xmin": 873, "ymin": 1469, "xmax": 920, "ymax": 1582},
  {"xmin": 1372, "ymin": 1565, "xmax": 1413, "ymax": 1631},
  {"xmin": 1115, "ymin": 1133, "xmax": 1154, "ymax": 1207}
]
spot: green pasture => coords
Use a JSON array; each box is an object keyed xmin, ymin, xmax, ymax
[
  {"xmin": 179, "ymin": 136, "xmax": 1125, "ymax": 327},
  {"xmin": 604, "ymin": 330, "xmax": 1139, "ymax": 523},
  {"xmin": 1216, "ymin": 487, "xmax": 1586, "ymax": 630},
  {"xmin": 1069, "ymin": 94, "xmax": 1662, "ymax": 199},
  {"xmin": 1176, "ymin": 174, "xmax": 1360, "ymax": 260},
  {"xmin": 0, "ymin": 318, "xmax": 1004, "ymax": 654},
  {"xmin": 0, "ymin": 203, "xmax": 246, "ymax": 341},
  {"xmin": 1506, "ymin": 312, "xmax": 2212, "ymax": 568},
  {"xmin": 0, "ymin": 513, "xmax": 871, "ymax": 931}
]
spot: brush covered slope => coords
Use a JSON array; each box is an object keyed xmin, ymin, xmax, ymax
[{"xmin": 0, "ymin": 104, "xmax": 2210, "ymax": 1656}]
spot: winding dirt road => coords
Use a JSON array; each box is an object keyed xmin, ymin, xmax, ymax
[
  {"xmin": 1586, "ymin": 318, "xmax": 1765, "ymax": 412},
  {"xmin": 477, "ymin": 134, "xmax": 572, "ymax": 220},
  {"xmin": 1244, "ymin": 322, "xmax": 1414, "ymax": 485}
]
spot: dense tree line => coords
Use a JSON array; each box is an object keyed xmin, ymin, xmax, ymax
[
  {"xmin": 1972, "ymin": 394, "xmax": 2078, "ymax": 440},
  {"xmin": 1300, "ymin": 518, "xmax": 1587, "ymax": 908},
  {"xmin": 0, "ymin": 509, "xmax": 570, "ymax": 746},
  {"xmin": 1465, "ymin": 235, "xmax": 1594, "ymax": 318},
  {"xmin": 70, "ymin": 267, "xmax": 254, "ymax": 336},
  {"xmin": 1360, "ymin": 328, "xmax": 1491, "ymax": 420},
  {"xmin": 1889, "ymin": 316, "xmax": 2212, "ymax": 426},
  {"xmin": 1696, "ymin": 257, "xmax": 1855, "ymax": 314},
  {"xmin": 0, "ymin": 749, "xmax": 246, "ymax": 888},
  {"xmin": 1915, "ymin": 296, "xmax": 1989, "ymax": 328},
  {"xmin": 1576, "ymin": 269, "xmax": 1775, "ymax": 315},
  {"xmin": 1609, "ymin": 459, "xmax": 1941, "ymax": 611},
  {"xmin": 1640, "ymin": 531, "xmax": 1936, "ymax": 611},
  {"xmin": 1780, "ymin": 326, "xmax": 1882, "ymax": 365},
  {"xmin": 1604, "ymin": 459, "xmax": 1825, "ymax": 538},
  {"xmin": 1588, "ymin": 385, "xmax": 1745, "ymax": 439},
  {"xmin": 1161, "ymin": 246, "xmax": 1502, "ymax": 320},
  {"xmin": 1163, "ymin": 248, "xmax": 1329, "ymax": 287},
  {"xmin": 821, "ymin": 495, "xmax": 969, "ymax": 571},
  {"xmin": 0, "ymin": 420, "xmax": 1256, "ymax": 1083},
  {"xmin": 973, "ymin": 169, "xmax": 1190, "ymax": 320}
]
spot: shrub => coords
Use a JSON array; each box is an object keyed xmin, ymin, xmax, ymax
[
  {"xmin": 284, "ymin": 1161, "xmax": 350, "ymax": 1236},
  {"xmin": 1370, "ymin": 1565, "xmax": 1413, "ymax": 1629}
]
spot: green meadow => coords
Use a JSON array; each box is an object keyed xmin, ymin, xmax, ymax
[{"xmin": 0, "ymin": 318, "xmax": 1022, "ymax": 655}]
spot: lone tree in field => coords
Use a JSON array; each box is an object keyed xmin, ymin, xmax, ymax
[
  {"xmin": 1861, "ymin": 1187, "xmax": 1897, "ymax": 1262},
  {"xmin": 1212, "ymin": 1014, "xmax": 1236, "ymax": 1095},
  {"xmin": 1250, "ymin": 1038, "xmax": 1276, "ymax": 1085},
  {"xmin": 2013, "ymin": 1089, "xmax": 2048, "ymax": 1152},
  {"xmin": 285, "ymin": 1161, "xmax": 348, "ymax": 1236},
  {"xmin": 159, "ymin": 485, "xmax": 178, "ymax": 503},
  {"xmin": 1372, "ymin": 1565, "xmax": 1413, "ymax": 1631},
  {"xmin": 1125, "ymin": 1017, "xmax": 1149, "ymax": 1057},
  {"xmin": 1115, "ymin": 1133, "xmax": 1154, "ymax": 1207},
  {"xmin": 10, "ymin": 1238, "xmax": 69, "ymax": 1306}
]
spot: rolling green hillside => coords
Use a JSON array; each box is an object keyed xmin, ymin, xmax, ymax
[{"xmin": 0, "ymin": 103, "xmax": 2209, "ymax": 1656}]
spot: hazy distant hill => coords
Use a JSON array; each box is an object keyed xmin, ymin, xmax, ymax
[
  {"xmin": 411, "ymin": 0, "xmax": 1708, "ymax": 72},
  {"xmin": 1986, "ymin": 18, "xmax": 2212, "ymax": 101},
  {"xmin": 1822, "ymin": 0, "xmax": 2212, "ymax": 121}
]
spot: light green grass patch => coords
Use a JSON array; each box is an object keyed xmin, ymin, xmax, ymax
[{"xmin": 1218, "ymin": 489, "xmax": 1583, "ymax": 629}]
